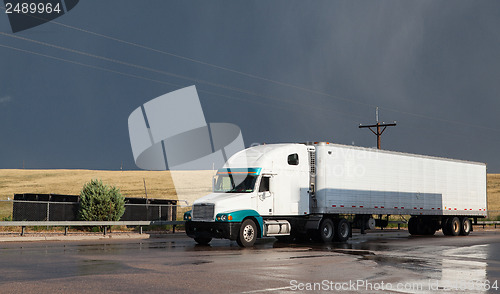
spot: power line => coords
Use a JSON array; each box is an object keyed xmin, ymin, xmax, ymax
[
  {"xmin": 0, "ymin": 6, "xmax": 374, "ymax": 108},
  {"xmin": 0, "ymin": 6, "xmax": 497, "ymax": 133},
  {"xmin": 380, "ymin": 105, "xmax": 498, "ymax": 133},
  {"xmin": 32, "ymin": 15, "xmax": 499, "ymax": 133},
  {"xmin": 0, "ymin": 31, "xmax": 363, "ymax": 120},
  {"xmin": 0, "ymin": 43, "xmax": 180, "ymax": 87},
  {"xmin": 0, "ymin": 42, "xmax": 365, "ymax": 122}
]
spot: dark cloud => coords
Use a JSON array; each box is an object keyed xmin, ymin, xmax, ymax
[
  {"xmin": 0, "ymin": 95, "xmax": 11, "ymax": 104},
  {"xmin": 0, "ymin": 0, "xmax": 499, "ymax": 171}
]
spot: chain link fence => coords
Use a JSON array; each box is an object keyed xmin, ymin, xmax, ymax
[{"xmin": 0, "ymin": 199, "xmax": 186, "ymax": 222}]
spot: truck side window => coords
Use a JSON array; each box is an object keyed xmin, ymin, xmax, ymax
[
  {"xmin": 288, "ymin": 153, "xmax": 299, "ymax": 165},
  {"xmin": 259, "ymin": 177, "xmax": 270, "ymax": 192}
]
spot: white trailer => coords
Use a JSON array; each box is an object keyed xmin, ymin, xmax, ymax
[{"xmin": 184, "ymin": 142, "xmax": 487, "ymax": 247}]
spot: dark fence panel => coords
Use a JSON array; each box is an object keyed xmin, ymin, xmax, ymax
[
  {"xmin": 12, "ymin": 194, "xmax": 178, "ymax": 221},
  {"xmin": 13, "ymin": 202, "xmax": 47, "ymax": 221},
  {"xmin": 49, "ymin": 203, "xmax": 79, "ymax": 221},
  {"xmin": 121, "ymin": 199, "xmax": 177, "ymax": 221}
]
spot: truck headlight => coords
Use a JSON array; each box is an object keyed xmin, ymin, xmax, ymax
[{"xmin": 216, "ymin": 213, "xmax": 233, "ymax": 221}]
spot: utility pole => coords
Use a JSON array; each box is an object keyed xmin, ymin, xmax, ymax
[{"xmin": 359, "ymin": 107, "xmax": 396, "ymax": 149}]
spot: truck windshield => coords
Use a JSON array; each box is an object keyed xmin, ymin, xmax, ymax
[{"xmin": 214, "ymin": 173, "xmax": 258, "ymax": 193}]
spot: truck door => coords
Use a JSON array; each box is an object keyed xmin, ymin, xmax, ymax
[{"xmin": 257, "ymin": 175, "xmax": 273, "ymax": 215}]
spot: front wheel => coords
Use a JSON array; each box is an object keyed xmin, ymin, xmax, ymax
[{"xmin": 237, "ymin": 219, "xmax": 258, "ymax": 247}]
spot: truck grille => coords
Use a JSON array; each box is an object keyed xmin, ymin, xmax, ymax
[{"xmin": 192, "ymin": 204, "xmax": 215, "ymax": 221}]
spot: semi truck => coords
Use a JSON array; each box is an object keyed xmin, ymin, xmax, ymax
[{"xmin": 184, "ymin": 142, "xmax": 487, "ymax": 247}]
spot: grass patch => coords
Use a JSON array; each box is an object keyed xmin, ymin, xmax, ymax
[{"xmin": 0, "ymin": 201, "xmax": 13, "ymax": 220}]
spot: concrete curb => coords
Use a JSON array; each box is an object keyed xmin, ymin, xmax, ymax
[{"xmin": 0, "ymin": 233, "xmax": 152, "ymax": 242}]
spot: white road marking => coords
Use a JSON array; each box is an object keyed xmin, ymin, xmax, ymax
[{"xmin": 241, "ymin": 286, "xmax": 293, "ymax": 293}]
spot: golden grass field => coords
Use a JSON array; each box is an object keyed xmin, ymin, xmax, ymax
[
  {"xmin": 0, "ymin": 169, "xmax": 177, "ymax": 200},
  {"xmin": 0, "ymin": 169, "xmax": 216, "ymax": 219},
  {"xmin": 488, "ymin": 174, "xmax": 500, "ymax": 212},
  {"xmin": 0, "ymin": 169, "xmax": 499, "ymax": 218},
  {"xmin": 0, "ymin": 169, "xmax": 219, "ymax": 201}
]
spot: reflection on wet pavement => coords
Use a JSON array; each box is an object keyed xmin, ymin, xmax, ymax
[{"xmin": 0, "ymin": 230, "xmax": 500, "ymax": 293}]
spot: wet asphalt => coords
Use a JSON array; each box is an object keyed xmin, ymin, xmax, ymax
[{"xmin": 1, "ymin": 229, "xmax": 500, "ymax": 293}]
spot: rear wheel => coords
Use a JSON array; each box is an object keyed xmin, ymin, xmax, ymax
[
  {"xmin": 460, "ymin": 217, "xmax": 471, "ymax": 236},
  {"xmin": 237, "ymin": 219, "xmax": 258, "ymax": 247},
  {"xmin": 448, "ymin": 217, "xmax": 461, "ymax": 236},
  {"xmin": 442, "ymin": 218, "xmax": 452, "ymax": 236},
  {"xmin": 319, "ymin": 218, "xmax": 335, "ymax": 243},
  {"xmin": 334, "ymin": 218, "xmax": 350, "ymax": 242},
  {"xmin": 194, "ymin": 237, "xmax": 212, "ymax": 245}
]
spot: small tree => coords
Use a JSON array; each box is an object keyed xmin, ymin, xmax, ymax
[{"xmin": 78, "ymin": 179, "xmax": 125, "ymax": 222}]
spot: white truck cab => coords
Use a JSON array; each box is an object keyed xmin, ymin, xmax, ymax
[{"xmin": 185, "ymin": 144, "xmax": 311, "ymax": 246}]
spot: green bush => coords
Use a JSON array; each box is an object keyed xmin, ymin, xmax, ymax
[{"xmin": 78, "ymin": 179, "xmax": 125, "ymax": 221}]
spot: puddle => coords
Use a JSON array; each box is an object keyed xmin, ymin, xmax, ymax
[
  {"xmin": 165, "ymin": 260, "xmax": 214, "ymax": 266},
  {"xmin": 77, "ymin": 259, "xmax": 127, "ymax": 276},
  {"xmin": 289, "ymin": 254, "xmax": 336, "ymax": 259},
  {"xmin": 331, "ymin": 249, "xmax": 375, "ymax": 256}
]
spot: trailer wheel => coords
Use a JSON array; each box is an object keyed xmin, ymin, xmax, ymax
[
  {"xmin": 334, "ymin": 218, "xmax": 350, "ymax": 242},
  {"xmin": 448, "ymin": 217, "xmax": 461, "ymax": 236},
  {"xmin": 194, "ymin": 237, "xmax": 212, "ymax": 245},
  {"xmin": 319, "ymin": 218, "xmax": 335, "ymax": 243},
  {"xmin": 423, "ymin": 226, "xmax": 436, "ymax": 235},
  {"xmin": 408, "ymin": 217, "xmax": 418, "ymax": 235},
  {"xmin": 460, "ymin": 217, "xmax": 471, "ymax": 236},
  {"xmin": 442, "ymin": 218, "xmax": 452, "ymax": 236},
  {"xmin": 422, "ymin": 219, "xmax": 437, "ymax": 235},
  {"xmin": 237, "ymin": 219, "xmax": 257, "ymax": 247}
]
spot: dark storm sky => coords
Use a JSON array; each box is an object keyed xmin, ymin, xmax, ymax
[{"xmin": 0, "ymin": 1, "xmax": 499, "ymax": 171}]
